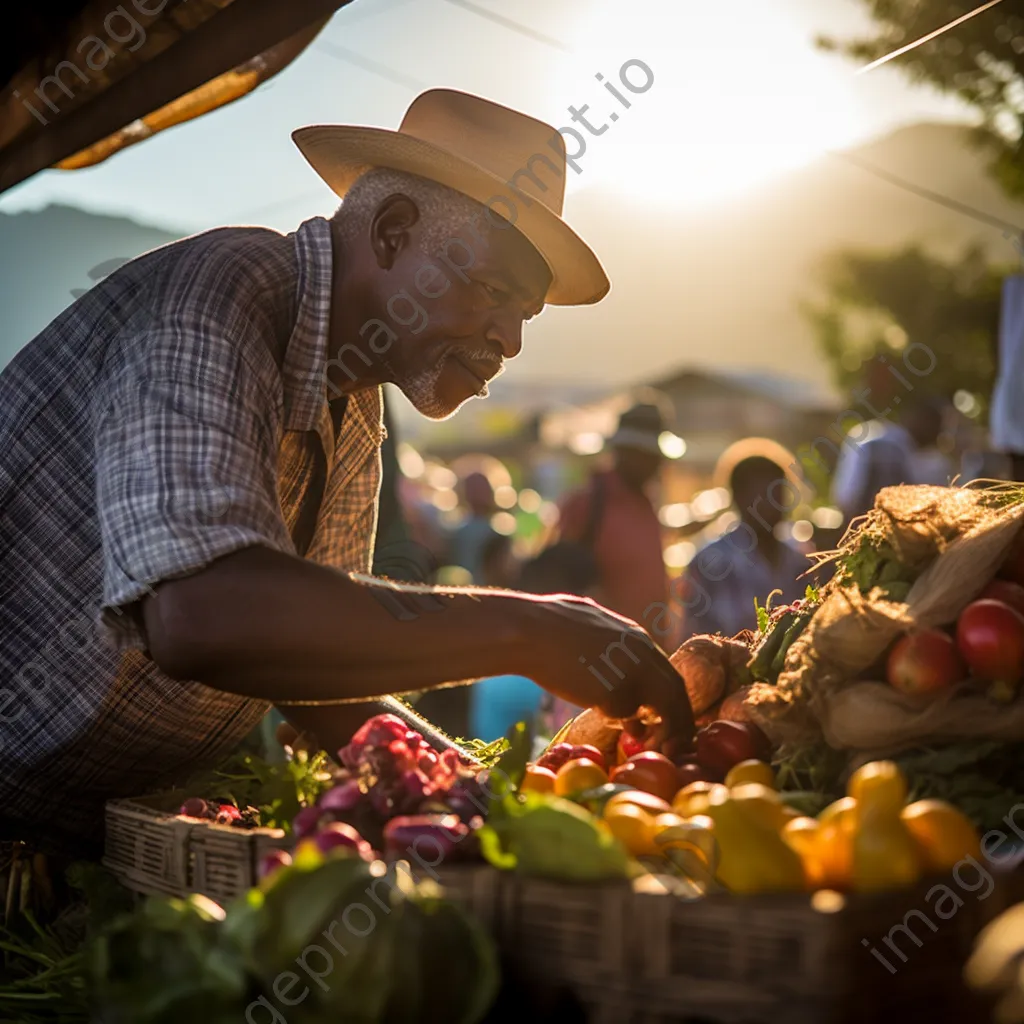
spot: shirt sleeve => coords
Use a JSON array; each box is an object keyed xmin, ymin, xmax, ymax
[{"xmin": 93, "ymin": 323, "xmax": 295, "ymax": 650}]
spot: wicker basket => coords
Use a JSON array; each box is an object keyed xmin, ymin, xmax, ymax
[
  {"xmin": 103, "ymin": 797, "xmax": 290, "ymax": 906},
  {"xmin": 104, "ymin": 801, "xmax": 1010, "ymax": 1023},
  {"xmin": 437, "ymin": 867, "xmax": 1010, "ymax": 1024}
]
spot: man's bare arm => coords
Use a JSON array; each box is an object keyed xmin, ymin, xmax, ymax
[
  {"xmin": 141, "ymin": 544, "xmax": 695, "ymax": 744},
  {"xmin": 141, "ymin": 545, "xmax": 529, "ymax": 703}
]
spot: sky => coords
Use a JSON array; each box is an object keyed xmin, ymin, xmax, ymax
[{"xmin": 0, "ymin": 0, "xmax": 972, "ymax": 235}]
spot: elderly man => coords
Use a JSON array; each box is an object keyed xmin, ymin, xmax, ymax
[{"xmin": 0, "ymin": 89, "xmax": 691, "ymax": 855}]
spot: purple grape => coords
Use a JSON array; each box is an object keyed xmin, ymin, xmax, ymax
[
  {"xmin": 259, "ymin": 849, "xmax": 292, "ymax": 880},
  {"xmin": 318, "ymin": 780, "xmax": 363, "ymax": 813},
  {"xmin": 293, "ymin": 805, "xmax": 324, "ymax": 838},
  {"xmin": 398, "ymin": 769, "xmax": 433, "ymax": 807},
  {"xmin": 350, "ymin": 714, "xmax": 409, "ymax": 750},
  {"xmin": 315, "ymin": 822, "xmax": 375, "ymax": 862},
  {"xmin": 382, "ymin": 814, "xmax": 475, "ymax": 863}
]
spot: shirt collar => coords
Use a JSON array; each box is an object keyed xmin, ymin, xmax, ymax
[
  {"xmin": 281, "ymin": 216, "xmax": 335, "ymax": 434},
  {"xmin": 281, "ymin": 215, "xmax": 387, "ymax": 454}
]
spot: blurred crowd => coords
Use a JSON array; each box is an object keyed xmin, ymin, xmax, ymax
[{"xmin": 378, "ymin": 355, "xmax": 1024, "ymax": 745}]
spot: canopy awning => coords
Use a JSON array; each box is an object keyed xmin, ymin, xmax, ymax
[{"xmin": 0, "ymin": 0, "xmax": 356, "ymax": 194}]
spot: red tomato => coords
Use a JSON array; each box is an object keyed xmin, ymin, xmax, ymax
[
  {"xmin": 535, "ymin": 743, "xmax": 576, "ymax": 773},
  {"xmin": 695, "ymin": 721, "xmax": 762, "ymax": 775},
  {"xmin": 999, "ymin": 530, "xmax": 1024, "ymax": 587},
  {"xmin": 956, "ymin": 599, "xmax": 1024, "ymax": 683},
  {"xmin": 886, "ymin": 629, "xmax": 965, "ymax": 695},
  {"xmin": 565, "ymin": 744, "xmax": 607, "ymax": 771},
  {"xmin": 980, "ymin": 580, "xmax": 1024, "ymax": 619},
  {"xmin": 616, "ymin": 731, "xmax": 645, "ymax": 765},
  {"xmin": 675, "ymin": 762, "xmax": 722, "ymax": 786},
  {"xmin": 610, "ymin": 753, "xmax": 680, "ymax": 803}
]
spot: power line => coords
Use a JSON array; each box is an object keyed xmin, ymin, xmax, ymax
[
  {"xmin": 317, "ymin": 39, "xmax": 429, "ymax": 91},
  {"xmin": 856, "ymin": 0, "xmax": 1008, "ymax": 75},
  {"xmin": 825, "ymin": 147, "xmax": 1023, "ymax": 236},
  {"xmin": 440, "ymin": 0, "xmax": 574, "ymax": 54}
]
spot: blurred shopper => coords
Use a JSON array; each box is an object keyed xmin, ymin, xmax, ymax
[
  {"xmin": 556, "ymin": 403, "xmax": 671, "ymax": 625},
  {"xmin": 468, "ymin": 534, "xmax": 544, "ymax": 741},
  {"xmin": 676, "ymin": 452, "xmax": 809, "ymax": 641},
  {"xmin": 449, "ymin": 471, "xmax": 499, "ymax": 582},
  {"xmin": 832, "ymin": 396, "xmax": 950, "ymax": 522},
  {"xmin": 990, "ymin": 276, "xmax": 1024, "ymax": 482}
]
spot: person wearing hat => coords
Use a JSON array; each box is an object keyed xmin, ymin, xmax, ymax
[
  {"xmin": 556, "ymin": 402, "xmax": 673, "ymax": 628},
  {"xmin": 0, "ymin": 89, "xmax": 693, "ymax": 856}
]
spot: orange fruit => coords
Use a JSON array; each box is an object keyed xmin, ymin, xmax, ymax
[
  {"xmin": 815, "ymin": 819, "xmax": 854, "ymax": 890},
  {"xmin": 520, "ymin": 765, "xmax": 557, "ymax": 794},
  {"xmin": 729, "ymin": 783, "xmax": 787, "ymax": 831},
  {"xmin": 819, "ymin": 797, "xmax": 857, "ymax": 831},
  {"xmin": 725, "ymin": 759, "xmax": 775, "ymax": 790},
  {"xmin": 610, "ymin": 753, "xmax": 680, "ymax": 803},
  {"xmin": 605, "ymin": 790, "xmax": 672, "ymax": 818},
  {"xmin": 672, "ymin": 782, "xmax": 728, "ymax": 818},
  {"xmin": 604, "ymin": 803, "xmax": 658, "ymax": 857},
  {"xmin": 847, "ymin": 761, "xmax": 907, "ymax": 816},
  {"xmin": 782, "ymin": 817, "xmax": 824, "ymax": 889},
  {"xmin": 554, "ymin": 758, "xmax": 609, "ymax": 797},
  {"xmin": 901, "ymin": 799, "xmax": 982, "ymax": 873}
]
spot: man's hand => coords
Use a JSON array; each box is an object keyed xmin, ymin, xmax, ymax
[{"xmin": 517, "ymin": 594, "xmax": 695, "ymax": 751}]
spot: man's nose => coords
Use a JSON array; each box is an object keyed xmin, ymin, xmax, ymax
[{"xmin": 487, "ymin": 312, "xmax": 524, "ymax": 360}]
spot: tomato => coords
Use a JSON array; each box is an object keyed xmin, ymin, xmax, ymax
[
  {"xmin": 725, "ymin": 759, "xmax": 776, "ymax": 789},
  {"xmin": 998, "ymin": 529, "xmax": 1024, "ymax": 587},
  {"xmin": 979, "ymin": 580, "xmax": 1024, "ymax": 619},
  {"xmin": 675, "ymin": 762, "xmax": 722, "ymax": 788},
  {"xmin": 604, "ymin": 789, "xmax": 672, "ymax": 818},
  {"xmin": 603, "ymin": 803, "xmax": 658, "ymax": 857},
  {"xmin": 886, "ymin": 629, "xmax": 965, "ymax": 695},
  {"xmin": 956, "ymin": 599, "xmax": 1024, "ymax": 684},
  {"xmin": 695, "ymin": 721, "xmax": 762, "ymax": 774},
  {"xmin": 610, "ymin": 752, "xmax": 680, "ymax": 803},
  {"xmin": 535, "ymin": 743, "xmax": 576, "ymax": 773},
  {"xmin": 730, "ymin": 782, "xmax": 787, "ymax": 830},
  {"xmin": 553, "ymin": 758, "xmax": 609, "ymax": 797},
  {"xmin": 672, "ymin": 781, "xmax": 728, "ymax": 818},
  {"xmin": 520, "ymin": 765, "xmax": 557, "ymax": 794},
  {"xmin": 847, "ymin": 761, "xmax": 907, "ymax": 816},
  {"xmin": 901, "ymin": 799, "xmax": 982, "ymax": 872},
  {"xmin": 615, "ymin": 730, "xmax": 645, "ymax": 765}
]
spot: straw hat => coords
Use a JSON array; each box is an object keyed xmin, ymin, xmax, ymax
[{"xmin": 292, "ymin": 88, "xmax": 610, "ymax": 306}]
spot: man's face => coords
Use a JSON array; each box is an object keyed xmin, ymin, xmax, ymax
[{"xmin": 375, "ymin": 205, "xmax": 552, "ymax": 420}]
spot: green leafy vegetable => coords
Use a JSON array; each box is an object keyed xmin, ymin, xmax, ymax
[
  {"xmin": 478, "ymin": 791, "xmax": 634, "ymax": 881},
  {"xmin": 754, "ymin": 597, "xmax": 770, "ymax": 635}
]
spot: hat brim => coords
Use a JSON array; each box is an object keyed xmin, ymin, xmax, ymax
[{"xmin": 292, "ymin": 125, "xmax": 610, "ymax": 307}]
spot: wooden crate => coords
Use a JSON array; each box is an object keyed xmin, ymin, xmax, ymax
[{"xmin": 103, "ymin": 798, "xmax": 290, "ymax": 906}]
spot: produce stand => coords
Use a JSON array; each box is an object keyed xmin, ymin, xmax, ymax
[
  {"xmin": 101, "ymin": 796, "xmax": 1017, "ymax": 1023},
  {"xmin": 19, "ymin": 481, "xmax": 1024, "ymax": 1022}
]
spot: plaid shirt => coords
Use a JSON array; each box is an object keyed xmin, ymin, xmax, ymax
[{"xmin": 0, "ymin": 216, "xmax": 383, "ymax": 851}]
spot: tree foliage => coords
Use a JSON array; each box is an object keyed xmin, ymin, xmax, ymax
[
  {"xmin": 819, "ymin": 1, "xmax": 1024, "ymax": 199},
  {"xmin": 804, "ymin": 244, "xmax": 1005, "ymax": 421}
]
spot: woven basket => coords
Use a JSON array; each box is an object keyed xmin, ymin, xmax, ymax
[
  {"xmin": 438, "ymin": 867, "xmax": 1010, "ymax": 1024},
  {"xmin": 103, "ymin": 797, "xmax": 290, "ymax": 906},
  {"xmin": 104, "ymin": 801, "xmax": 1010, "ymax": 1023}
]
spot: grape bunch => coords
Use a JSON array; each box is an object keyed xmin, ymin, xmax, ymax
[{"xmin": 275, "ymin": 714, "xmax": 490, "ymax": 871}]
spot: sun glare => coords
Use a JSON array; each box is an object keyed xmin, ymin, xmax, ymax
[{"xmin": 557, "ymin": 0, "xmax": 866, "ymax": 207}]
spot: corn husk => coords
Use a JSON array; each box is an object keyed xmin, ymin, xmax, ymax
[{"xmin": 746, "ymin": 483, "xmax": 1024, "ymax": 755}]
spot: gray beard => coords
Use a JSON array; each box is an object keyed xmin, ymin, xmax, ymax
[{"xmin": 392, "ymin": 347, "xmax": 501, "ymax": 421}]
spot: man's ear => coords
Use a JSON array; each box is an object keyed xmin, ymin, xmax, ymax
[{"xmin": 369, "ymin": 194, "xmax": 420, "ymax": 270}]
